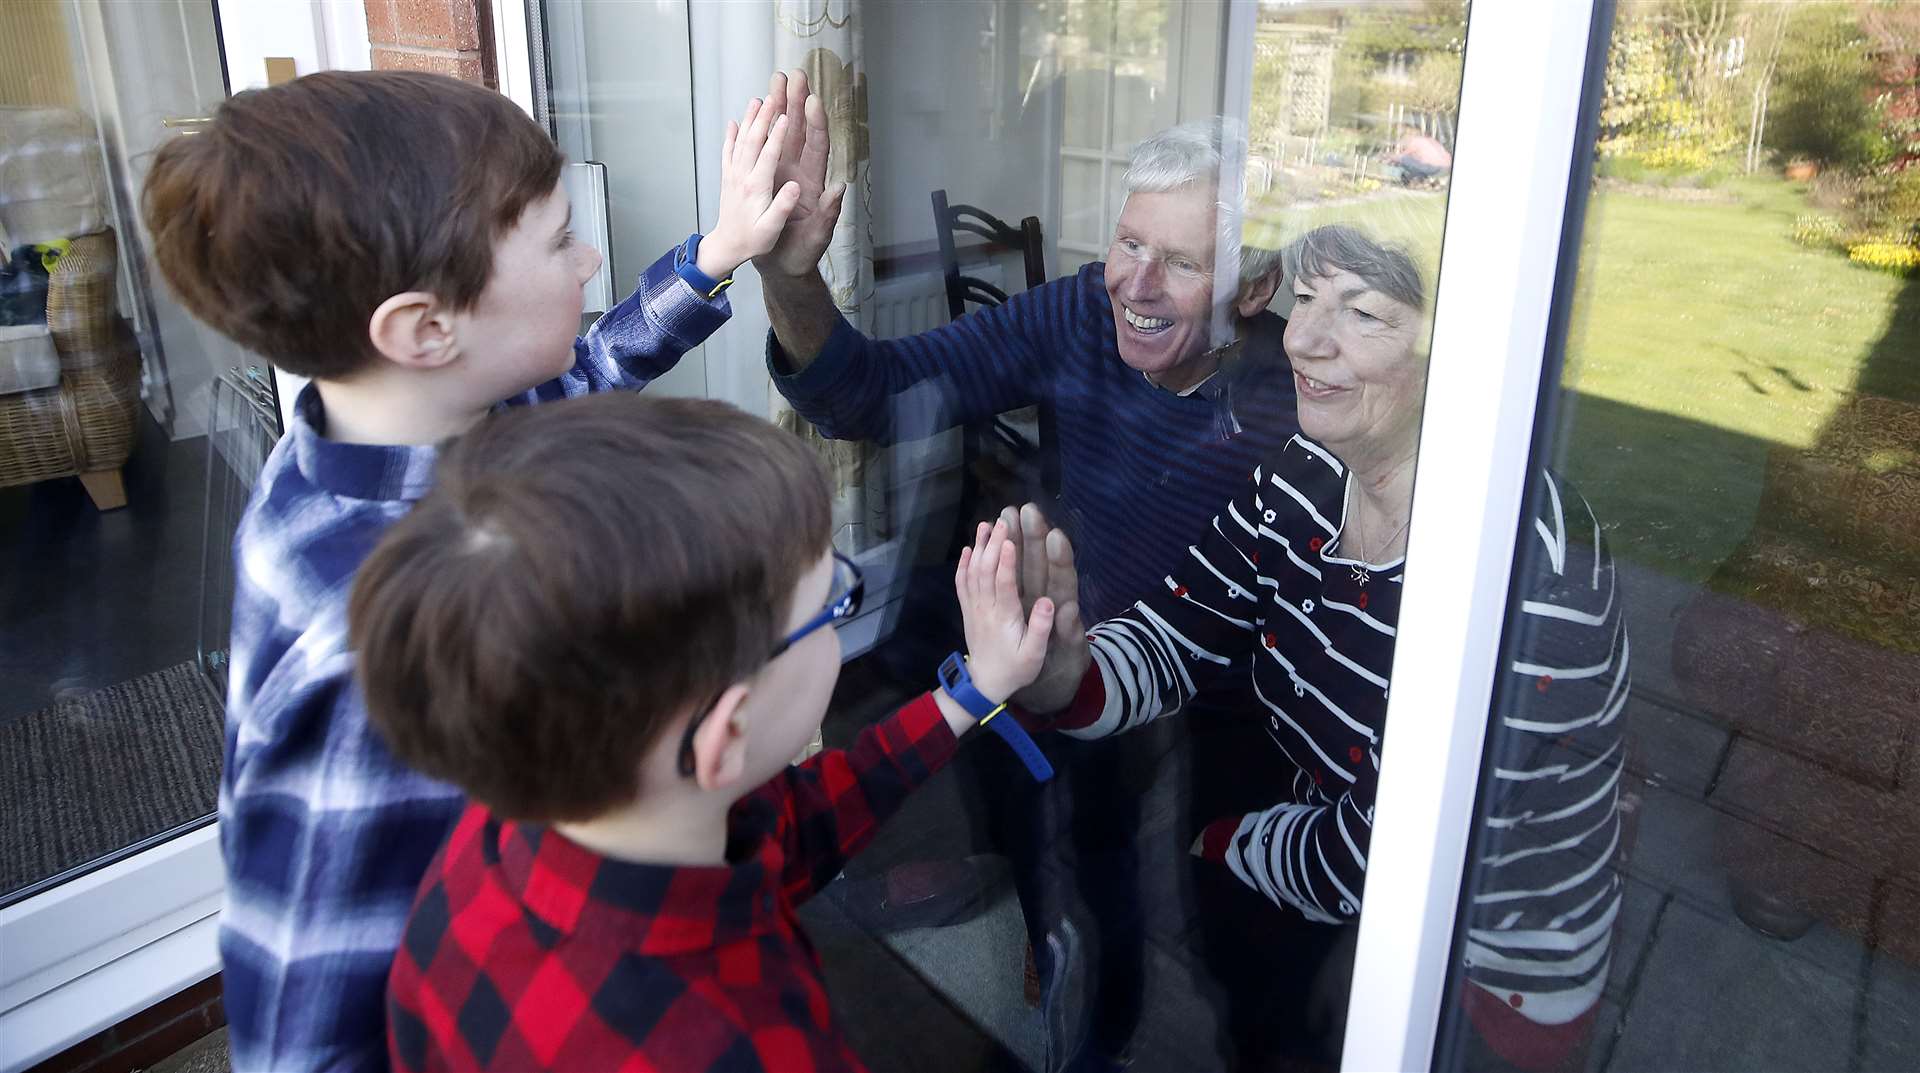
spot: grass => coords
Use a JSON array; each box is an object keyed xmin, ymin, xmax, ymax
[{"xmin": 1248, "ymin": 174, "xmax": 1917, "ymax": 584}]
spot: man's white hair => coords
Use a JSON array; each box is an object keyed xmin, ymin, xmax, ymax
[{"xmin": 1121, "ymin": 118, "xmax": 1284, "ymax": 292}]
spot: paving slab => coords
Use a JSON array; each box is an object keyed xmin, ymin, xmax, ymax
[{"xmin": 1609, "ymin": 900, "xmax": 1861, "ymax": 1072}]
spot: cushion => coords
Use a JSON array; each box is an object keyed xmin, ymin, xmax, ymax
[
  {"xmin": 0, "ymin": 323, "xmax": 59, "ymax": 395},
  {"xmin": 0, "ymin": 107, "xmax": 108, "ymax": 249}
]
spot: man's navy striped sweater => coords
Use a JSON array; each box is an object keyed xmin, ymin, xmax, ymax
[{"xmin": 767, "ymin": 261, "xmax": 1301, "ymax": 623}]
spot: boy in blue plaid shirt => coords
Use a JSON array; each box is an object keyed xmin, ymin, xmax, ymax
[{"xmin": 140, "ymin": 69, "xmax": 814, "ymax": 1071}]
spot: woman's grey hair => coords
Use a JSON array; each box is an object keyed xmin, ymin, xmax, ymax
[
  {"xmin": 1123, "ymin": 118, "xmax": 1284, "ymax": 292},
  {"xmin": 1285, "ymin": 224, "xmax": 1427, "ymax": 313}
]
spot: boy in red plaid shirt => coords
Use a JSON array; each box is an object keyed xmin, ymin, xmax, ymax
[{"xmin": 350, "ymin": 391, "xmax": 1056, "ymax": 1072}]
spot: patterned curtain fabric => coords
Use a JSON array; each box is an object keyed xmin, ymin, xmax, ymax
[{"xmin": 767, "ymin": 0, "xmax": 890, "ymax": 553}]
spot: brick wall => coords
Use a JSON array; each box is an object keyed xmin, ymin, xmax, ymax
[
  {"xmin": 29, "ymin": 975, "xmax": 223, "ymax": 1073},
  {"xmin": 365, "ymin": 0, "xmax": 496, "ymax": 88}
]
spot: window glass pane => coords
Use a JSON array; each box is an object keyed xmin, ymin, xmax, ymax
[
  {"xmin": 1436, "ymin": 2, "xmax": 1920, "ymax": 1069},
  {"xmin": 526, "ymin": 0, "xmax": 1463, "ymax": 1069},
  {"xmin": 1061, "ymin": 155, "xmax": 1105, "ymax": 244},
  {"xmin": 0, "ymin": 0, "xmax": 239, "ymax": 905},
  {"xmin": 1112, "ymin": 67, "xmax": 1173, "ymax": 150},
  {"xmin": 1062, "ymin": 66, "xmax": 1109, "ymax": 150}
]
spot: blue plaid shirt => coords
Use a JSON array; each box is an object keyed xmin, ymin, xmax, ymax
[{"xmin": 218, "ymin": 250, "xmax": 728, "ymax": 1073}]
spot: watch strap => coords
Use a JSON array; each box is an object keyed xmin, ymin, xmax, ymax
[
  {"xmin": 979, "ymin": 706, "xmax": 1055, "ymax": 783},
  {"xmin": 939, "ymin": 653, "xmax": 1054, "ymax": 783},
  {"xmin": 674, "ymin": 232, "xmax": 733, "ymax": 300}
]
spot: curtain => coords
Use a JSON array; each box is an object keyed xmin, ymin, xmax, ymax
[{"xmin": 768, "ymin": 0, "xmax": 889, "ymax": 554}]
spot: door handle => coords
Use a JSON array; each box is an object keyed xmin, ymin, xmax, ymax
[{"xmin": 563, "ymin": 161, "xmax": 615, "ymax": 315}]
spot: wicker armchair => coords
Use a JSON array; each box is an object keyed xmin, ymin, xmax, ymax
[{"xmin": 0, "ymin": 229, "xmax": 141, "ymax": 510}]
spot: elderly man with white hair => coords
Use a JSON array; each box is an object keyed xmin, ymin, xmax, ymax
[
  {"xmin": 755, "ymin": 85, "xmax": 1297, "ymax": 628},
  {"xmin": 754, "ymin": 71, "xmax": 1299, "ymax": 1067}
]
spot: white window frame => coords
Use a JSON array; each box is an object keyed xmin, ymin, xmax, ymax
[
  {"xmin": 1335, "ymin": 0, "xmax": 1605, "ymax": 1069},
  {"xmin": 0, "ymin": 827, "xmax": 222, "ymax": 1071}
]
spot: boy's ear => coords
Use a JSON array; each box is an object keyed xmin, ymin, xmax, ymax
[
  {"xmin": 1234, "ymin": 267, "xmax": 1283, "ymax": 319},
  {"xmin": 368, "ymin": 291, "xmax": 460, "ymax": 370},
  {"xmin": 690, "ymin": 684, "xmax": 753, "ymax": 793}
]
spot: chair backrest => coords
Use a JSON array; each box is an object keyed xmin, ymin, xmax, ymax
[
  {"xmin": 929, "ymin": 190, "xmax": 1059, "ymax": 499},
  {"xmin": 930, "ymin": 188, "xmax": 1046, "ymax": 323}
]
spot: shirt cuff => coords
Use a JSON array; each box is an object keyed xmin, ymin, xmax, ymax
[
  {"xmin": 1195, "ymin": 815, "xmax": 1241, "ymax": 863},
  {"xmin": 764, "ymin": 315, "xmax": 860, "ymax": 387},
  {"xmin": 1047, "ymin": 664, "xmax": 1107, "ymax": 731},
  {"xmin": 637, "ymin": 248, "xmax": 732, "ymax": 344},
  {"xmin": 885, "ymin": 691, "xmax": 963, "ymax": 772}
]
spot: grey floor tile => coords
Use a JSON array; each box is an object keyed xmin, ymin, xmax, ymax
[
  {"xmin": 1612, "ymin": 559, "xmax": 1703, "ymax": 700},
  {"xmin": 1620, "ymin": 784, "xmax": 1725, "ymax": 904},
  {"xmin": 1609, "ymin": 900, "xmax": 1861, "ymax": 1072},
  {"xmin": 1607, "ymin": 878, "xmax": 1666, "ymax": 999},
  {"xmin": 1121, "ymin": 937, "xmax": 1229, "ymax": 1071},
  {"xmin": 882, "ymin": 885, "xmax": 1045, "ymax": 1071},
  {"xmin": 1624, "ymin": 695, "xmax": 1728, "ymax": 796},
  {"xmin": 1626, "ymin": 786, "xmax": 1874, "ymax": 981},
  {"xmin": 1586, "ymin": 996, "xmax": 1625, "ymax": 1073},
  {"xmin": 799, "ymin": 884, "xmax": 1013, "ymax": 1072},
  {"xmin": 1860, "ymin": 952, "xmax": 1920, "ymax": 1072}
]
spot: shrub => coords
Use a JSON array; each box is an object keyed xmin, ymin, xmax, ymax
[
  {"xmin": 1792, "ymin": 213, "xmax": 1845, "ymax": 249},
  {"xmin": 1768, "ymin": 5, "xmax": 1888, "ymax": 169}
]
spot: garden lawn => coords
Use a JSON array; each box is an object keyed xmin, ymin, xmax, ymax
[{"xmin": 1557, "ymin": 177, "xmax": 1912, "ymax": 581}]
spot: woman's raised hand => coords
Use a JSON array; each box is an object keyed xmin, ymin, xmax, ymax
[{"xmin": 996, "ymin": 503, "xmax": 1091, "ymax": 714}]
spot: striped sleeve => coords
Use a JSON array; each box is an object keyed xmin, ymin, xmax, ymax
[
  {"xmin": 1215, "ymin": 771, "xmax": 1375, "ymax": 923},
  {"xmin": 1462, "ymin": 471, "xmax": 1629, "ymax": 1024},
  {"xmin": 1063, "ymin": 467, "xmax": 1267, "ymax": 740}
]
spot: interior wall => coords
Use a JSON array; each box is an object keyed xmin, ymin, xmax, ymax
[{"xmin": 863, "ymin": 0, "xmax": 1059, "ymax": 262}]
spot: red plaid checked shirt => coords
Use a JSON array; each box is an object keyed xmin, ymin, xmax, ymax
[{"xmin": 386, "ymin": 693, "xmax": 959, "ymax": 1072}]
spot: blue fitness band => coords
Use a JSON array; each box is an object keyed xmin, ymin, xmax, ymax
[
  {"xmin": 674, "ymin": 232, "xmax": 733, "ymax": 300},
  {"xmin": 938, "ymin": 652, "xmax": 1054, "ymax": 783}
]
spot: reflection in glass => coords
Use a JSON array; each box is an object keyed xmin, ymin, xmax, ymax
[
  {"xmin": 1437, "ymin": 2, "xmax": 1920, "ymax": 1070},
  {"xmin": 1, "ymin": 0, "xmax": 233, "ymax": 904},
  {"xmin": 717, "ymin": 2, "xmax": 1472, "ymax": 1070}
]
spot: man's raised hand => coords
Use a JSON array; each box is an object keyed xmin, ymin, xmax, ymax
[
  {"xmin": 753, "ymin": 69, "xmax": 846, "ymax": 280},
  {"xmin": 699, "ymin": 94, "xmax": 804, "ymax": 280}
]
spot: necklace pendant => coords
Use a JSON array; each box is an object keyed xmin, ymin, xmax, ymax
[{"xmin": 1350, "ymin": 564, "xmax": 1371, "ymax": 587}]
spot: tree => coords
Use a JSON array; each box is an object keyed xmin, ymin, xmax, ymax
[{"xmin": 1768, "ymin": 2, "xmax": 1886, "ymax": 168}]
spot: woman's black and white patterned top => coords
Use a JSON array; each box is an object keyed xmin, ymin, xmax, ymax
[{"xmin": 1066, "ymin": 433, "xmax": 1629, "ymax": 1023}]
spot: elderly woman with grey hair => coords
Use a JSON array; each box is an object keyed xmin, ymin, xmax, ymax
[{"xmin": 1017, "ymin": 224, "xmax": 1630, "ymax": 1070}]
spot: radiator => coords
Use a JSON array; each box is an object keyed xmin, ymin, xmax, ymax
[{"xmin": 865, "ymin": 261, "xmax": 1007, "ymax": 339}]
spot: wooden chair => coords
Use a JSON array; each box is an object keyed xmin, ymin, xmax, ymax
[{"xmin": 929, "ymin": 190, "xmax": 1059, "ymax": 501}]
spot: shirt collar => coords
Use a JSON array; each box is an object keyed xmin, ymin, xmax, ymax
[
  {"xmin": 494, "ymin": 810, "xmax": 785, "ymax": 956},
  {"xmin": 289, "ymin": 383, "xmax": 441, "ymax": 503}
]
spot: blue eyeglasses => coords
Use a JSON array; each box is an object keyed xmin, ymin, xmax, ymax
[
  {"xmin": 678, "ymin": 551, "xmax": 864, "ymax": 776},
  {"xmin": 769, "ymin": 550, "xmax": 864, "ymax": 659}
]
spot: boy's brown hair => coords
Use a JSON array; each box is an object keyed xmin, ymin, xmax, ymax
[
  {"xmin": 142, "ymin": 70, "xmax": 563, "ymax": 380},
  {"xmin": 348, "ymin": 394, "xmax": 833, "ymax": 822}
]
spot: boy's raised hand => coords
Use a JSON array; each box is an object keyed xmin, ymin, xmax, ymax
[
  {"xmin": 955, "ymin": 520, "xmax": 1056, "ymax": 706},
  {"xmin": 697, "ymin": 94, "xmax": 806, "ymax": 283},
  {"xmin": 996, "ymin": 504, "xmax": 1091, "ymax": 714},
  {"xmin": 752, "ymin": 68, "xmax": 846, "ymax": 279}
]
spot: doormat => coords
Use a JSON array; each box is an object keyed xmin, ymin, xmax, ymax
[{"xmin": 0, "ymin": 661, "xmax": 222, "ymax": 899}]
